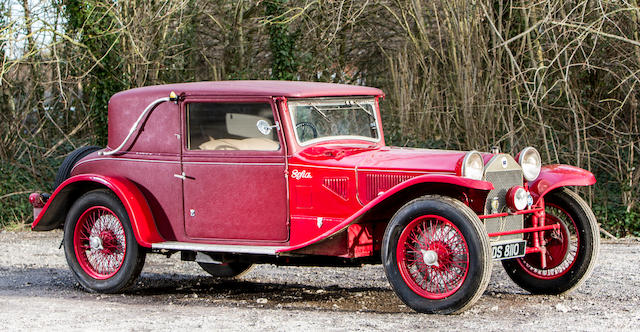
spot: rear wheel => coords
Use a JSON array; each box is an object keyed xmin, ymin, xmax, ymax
[
  {"xmin": 382, "ymin": 196, "xmax": 492, "ymax": 314},
  {"xmin": 502, "ymin": 188, "xmax": 599, "ymax": 294},
  {"xmin": 198, "ymin": 262, "xmax": 253, "ymax": 278},
  {"xmin": 63, "ymin": 189, "xmax": 145, "ymax": 293}
]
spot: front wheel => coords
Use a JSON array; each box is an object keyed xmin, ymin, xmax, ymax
[
  {"xmin": 63, "ymin": 189, "xmax": 146, "ymax": 293},
  {"xmin": 502, "ymin": 188, "xmax": 599, "ymax": 294},
  {"xmin": 382, "ymin": 195, "xmax": 492, "ymax": 314}
]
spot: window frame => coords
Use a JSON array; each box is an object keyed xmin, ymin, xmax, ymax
[
  {"xmin": 287, "ymin": 97, "xmax": 382, "ymax": 147},
  {"xmin": 181, "ymin": 97, "xmax": 284, "ymax": 156}
]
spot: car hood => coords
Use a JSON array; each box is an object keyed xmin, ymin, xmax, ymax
[
  {"xmin": 297, "ymin": 144, "xmax": 468, "ymax": 174},
  {"xmin": 356, "ymin": 146, "xmax": 467, "ymax": 175}
]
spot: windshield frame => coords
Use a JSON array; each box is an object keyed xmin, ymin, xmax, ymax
[{"xmin": 287, "ymin": 97, "xmax": 382, "ymax": 147}]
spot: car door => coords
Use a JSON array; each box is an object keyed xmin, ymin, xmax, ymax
[{"xmin": 180, "ymin": 97, "xmax": 289, "ymax": 242}]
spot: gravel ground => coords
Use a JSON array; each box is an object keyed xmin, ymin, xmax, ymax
[{"xmin": 0, "ymin": 230, "xmax": 638, "ymax": 331}]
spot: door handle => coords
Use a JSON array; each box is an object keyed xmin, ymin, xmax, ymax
[{"xmin": 174, "ymin": 172, "xmax": 187, "ymax": 180}]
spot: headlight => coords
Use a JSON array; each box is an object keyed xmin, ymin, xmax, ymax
[
  {"xmin": 461, "ymin": 151, "xmax": 484, "ymax": 180},
  {"xmin": 518, "ymin": 147, "xmax": 541, "ymax": 181},
  {"xmin": 507, "ymin": 186, "xmax": 529, "ymax": 211}
]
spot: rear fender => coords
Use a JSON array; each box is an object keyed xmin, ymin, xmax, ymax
[
  {"xmin": 529, "ymin": 165, "xmax": 596, "ymax": 204},
  {"xmin": 31, "ymin": 174, "xmax": 163, "ymax": 247},
  {"xmin": 281, "ymin": 174, "xmax": 493, "ymax": 253}
]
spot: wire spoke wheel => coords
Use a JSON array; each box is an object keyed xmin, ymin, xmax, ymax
[
  {"xmin": 518, "ymin": 203, "xmax": 578, "ymax": 279},
  {"xmin": 73, "ymin": 206, "xmax": 127, "ymax": 279},
  {"xmin": 382, "ymin": 196, "xmax": 491, "ymax": 314},
  {"xmin": 64, "ymin": 189, "xmax": 146, "ymax": 293},
  {"xmin": 501, "ymin": 188, "xmax": 599, "ymax": 295},
  {"xmin": 397, "ymin": 215, "xmax": 470, "ymax": 299}
]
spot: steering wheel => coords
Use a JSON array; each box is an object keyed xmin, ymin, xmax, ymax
[{"xmin": 295, "ymin": 122, "xmax": 318, "ymax": 140}]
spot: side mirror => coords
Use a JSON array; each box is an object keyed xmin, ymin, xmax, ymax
[{"xmin": 257, "ymin": 120, "xmax": 278, "ymax": 135}]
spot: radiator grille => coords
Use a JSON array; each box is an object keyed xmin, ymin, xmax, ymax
[
  {"xmin": 364, "ymin": 173, "xmax": 415, "ymax": 202},
  {"xmin": 483, "ymin": 156, "xmax": 524, "ymax": 241},
  {"xmin": 484, "ymin": 170, "xmax": 523, "ymax": 214}
]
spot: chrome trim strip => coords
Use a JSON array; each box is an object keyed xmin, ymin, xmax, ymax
[
  {"xmin": 287, "ymin": 98, "xmax": 381, "ymax": 147},
  {"xmin": 100, "ymin": 97, "xmax": 171, "ymax": 156},
  {"xmin": 152, "ymin": 241, "xmax": 286, "ymax": 255},
  {"xmin": 76, "ymin": 157, "xmax": 283, "ymax": 168},
  {"xmin": 296, "ymin": 135, "xmax": 380, "ymax": 147},
  {"xmin": 183, "ymin": 162, "xmax": 285, "ymax": 166},
  {"xmin": 75, "ymin": 157, "xmax": 180, "ymax": 166},
  {"xmin": 71, "ymin": 157, "xmax": 180, "ymax": 173},
  {"xmin": 357, "ymin": 169, "xmax": 452, "ymax": 174},
  {"xmin": 288, "ymin": 163, "xmax": 354, "ymax": 171},
  {"xmin": 288, "ymin": 163, "xmax": 454, "ymax": 175}
]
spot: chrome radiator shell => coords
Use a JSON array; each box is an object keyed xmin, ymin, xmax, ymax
[{"xmin": 482, "ymin": 154, "xmax": 524, "ymax": 242}]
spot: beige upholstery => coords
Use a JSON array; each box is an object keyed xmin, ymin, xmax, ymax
[
  {"xmin": 240, "ymin": 138, "xmax": 279, "ymax": 150},
  {"xmin": 198, "ymin": 137, "xmax": 279, "ymax": 151}
]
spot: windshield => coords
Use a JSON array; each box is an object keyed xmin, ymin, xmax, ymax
[{"xmin": 288, "ymin": 98, "xmax": 380, "ymax": 145}]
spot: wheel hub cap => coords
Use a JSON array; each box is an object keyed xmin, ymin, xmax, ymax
[
  {"xmin": 89, "ymin": 236, "xmax": 103, "ymax": 250},
  {"xmin": 396, "ymin": 215, "xmax": 470, "ymax": 300},
  {"xmin": 421, "ymin": 249, "xmax": 439, "ymax": 267},
  {"xmin": 73, "ymin": 206, "xmax": 127, "ymax": 280}
]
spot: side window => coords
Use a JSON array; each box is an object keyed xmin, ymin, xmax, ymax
[{"xmin": 186, "ymin": 102, "xmax": 280, "ymax": 151}]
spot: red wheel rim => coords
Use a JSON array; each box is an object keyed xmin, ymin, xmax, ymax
[
  {"xmin": 517, "ymin": 203, "xmax": 579, "ymax": 279},
  {"xmin": 73, "ymin": 206, "xmax": 127, "ymax": 279},
  {"xmin": 396, "ymin": 215, "xmax": 470, "ymax": 299}
]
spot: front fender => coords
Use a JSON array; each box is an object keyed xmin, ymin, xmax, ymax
[
  {"xmin": 394, "ymin": 173, "xmax": 494, "ymax": 192},
  {"xmin": 280, "ymin": 174, "xmax": 493, "ymax": 253},
  {"xmin": 31, "ymin": 174, "xmax": 163, "ymax": 247},
  {"xmin": 529, "ymin": 164, "xmax": 596, "ymax": 203}
]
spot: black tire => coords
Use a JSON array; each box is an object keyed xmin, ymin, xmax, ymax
[
  {"xmin": 53, "ymin": 145, "xmax": 101, "ymax": 189},
  {"xmin": 502, "ymin": 188, "xmax": 599, "ymax": 294},
  {"xmin": 63, "ymin": 189, "xmax": 146, "ymax": 293},
  {"xmin": 382, "ymin": 195, "xmax": 492, "ymax": 314},
  {"xmin": 198, "ymin": 262, "xmax": 253, "ymax": 278}
]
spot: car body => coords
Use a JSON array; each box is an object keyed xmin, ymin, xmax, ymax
[{"xmin": 30, "ymin": 81, "xmax": 599, "ymax": 314}]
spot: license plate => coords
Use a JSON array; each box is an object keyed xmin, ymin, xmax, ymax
[{"xmin": 491, "ymin": 240, "xmax": 526, "ymax": 260}]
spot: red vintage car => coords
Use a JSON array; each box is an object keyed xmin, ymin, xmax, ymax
[{"xmin": 29, "ymin": 81, "xmax": 599, "ymax": 314}]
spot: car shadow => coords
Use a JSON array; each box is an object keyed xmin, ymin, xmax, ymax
[
  {"xmin": 132, "ymin": 272, "xmax": 409, "ymax": 313},
  {"xmin": 0, "ymin": 266, "xmax": 410, "ymax": 313},
  {"xmin": 1, "ymin": 265, "xmax": 524, "ymax": 314}
]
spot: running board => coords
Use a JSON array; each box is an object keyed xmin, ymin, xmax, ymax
[{"xmin": 151, "ymin": 241, "xmax": 286, "ymax": 255}]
